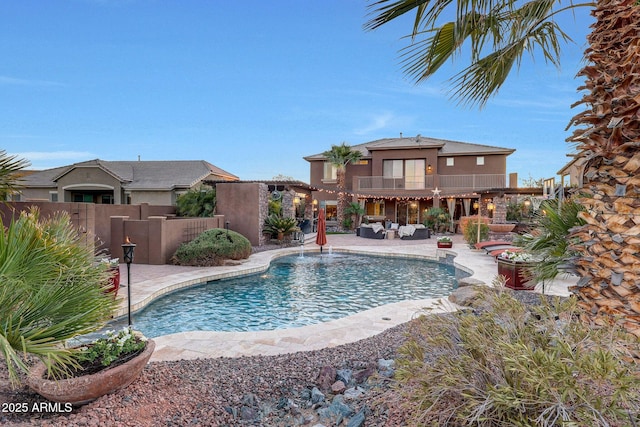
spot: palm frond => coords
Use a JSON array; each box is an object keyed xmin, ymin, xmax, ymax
[
  {"xmin": 366, "ymin": 0, "xmax": 586, "ymax": 108},
  {"xmin": 0, "ymin": 207, "xmax": 118, "ymax": 384}
]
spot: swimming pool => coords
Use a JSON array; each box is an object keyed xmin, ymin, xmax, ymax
[{"xmin": 110, "ymin": 252, "xmax": 466, "ymax": 337}]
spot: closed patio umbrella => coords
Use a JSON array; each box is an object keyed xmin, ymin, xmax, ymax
[{"xmin": 315, "ymin": 208, "xmax": 327, "ymax": 253}]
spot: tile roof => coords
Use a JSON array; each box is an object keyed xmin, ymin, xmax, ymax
[
  {"xmin": 304, "ymin": 135, "xmax": 514, "ymax": 160},
  {"xmin": 22, "ymin": 160, "xmax": 238, "ymax": 190}
]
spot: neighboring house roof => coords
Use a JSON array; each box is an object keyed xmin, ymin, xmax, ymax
[
  {"xmin": 22, "ymin": 159, "xmax": 239, "ymax": 191},
  {"xmin": 556, "ymin": 154, "xmax": 585, "ymax": 176},
  {"xmin": 303, "ymin": 135, "xmax": 515, "ymax": 160}
]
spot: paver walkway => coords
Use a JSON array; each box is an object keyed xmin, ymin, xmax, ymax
[{"xmin": 113, "ymin": 233, "xmax": 574, "ymax": 362}]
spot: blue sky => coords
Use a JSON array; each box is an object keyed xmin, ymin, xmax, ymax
[{"xmin": 2, "ymin": 1, "xmax": 594, "ymax": 184}]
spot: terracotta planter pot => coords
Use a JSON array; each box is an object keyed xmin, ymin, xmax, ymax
[
  {"xmin": 497, "ymin": 260, "xmax": 535, "ymax": 290},
  {"xmin": 488, "ymin": 223, "xmax": 516, "ymax": 233},
  {"xmin": 27, "ymin": 339, "xmax": 155, "ymax": 406},
  {"xmin": 437, "ymin": 241, "xmax": 453, "ymax": 248},
  {"xmin": 105, "ymin": 266, "xmax": 120, "ymax": 297}
]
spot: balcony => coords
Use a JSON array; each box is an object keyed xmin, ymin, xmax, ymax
[{"xmin": 355, "ymin": 174, "xmax": 505, "ymax": 192}]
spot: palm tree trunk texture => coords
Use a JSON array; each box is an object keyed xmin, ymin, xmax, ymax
[
  {"xmin": 568, "ymin": 0, "xmax": 640, "ymax": 337},
  {"xmin": 336, "ymin": 166, "xmax": 347, "ymax": 231}
]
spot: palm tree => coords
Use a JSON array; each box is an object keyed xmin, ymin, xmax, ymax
[
  {"xmin": 322, "ymin": 143, "xmax": 362, "ymax": 230},
  {"xmin": 366, "ymin": 0, "xmax": 640, "ymax": 336},
  {"xmin": 0, "ymin": 149, "xmax": 31, "ymax": 200},
  {"xmin": 0, "ymin": 209, "xmax": 119, "ymax": 384}
]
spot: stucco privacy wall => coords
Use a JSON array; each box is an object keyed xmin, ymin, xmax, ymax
[
  {"xmin": 109, "ymin": 215, "xmax": 224, "ymax": 264},
  {"xmin": 216, "ymin": 182, "xmax": 268, "ymax": 246},
  {"xmin": 0, "ymin": 202, "xmax": 226, "ymax": 265}
]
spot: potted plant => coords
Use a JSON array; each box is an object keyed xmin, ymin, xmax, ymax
[
  {"xmin": 497, "ymin": 250, "xmax": 535, "ymax": 290},
  {"xmin": 263, "ymin": 214, "xmax": 299, "ymax": 241},
  {"xmin": 27, "ymin": 327, "xmax": 155, "ymax": 405},
  {"xmin": 437, "ymin": 236, "xmax": 453, "ymax": 248}
]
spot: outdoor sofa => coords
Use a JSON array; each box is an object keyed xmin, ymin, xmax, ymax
[
  {"xmin": 359, "ymin": 223, "xmax": 385, "ymax": 239},
  {"xmin": 398, "ymin": 224, "xmax": 431, "ymax": 240}
]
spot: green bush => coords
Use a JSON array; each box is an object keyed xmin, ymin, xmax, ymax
[
  {"xmin": 395, "ymin": 281, "xmax": 640, "ymax": 426},
  {"xmin": 172, "ymin": 228, "xmax": 251, "ymax": 266},
  {"xmin": 463, "ymin": 219, "xmax": 489, "ymax": 247},
  {"xmin": 176, "ymin": 186, "xmax": 216, "ymax": 217}
]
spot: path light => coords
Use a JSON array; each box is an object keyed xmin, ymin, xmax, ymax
[
  {"xmin": 225, "ymin": 221, "xmax": 230, "ymax": 236},
  {"xmin": 121, "ymin": 237, "xmax": 136, "ymax": 326}
]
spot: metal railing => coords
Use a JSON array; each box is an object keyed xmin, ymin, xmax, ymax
[
  {"xmin": 356, "ymin": 174, "xmax": 504, "ymax": 191},
  {"xmin": 438, "ymin": 174, "xmax": 505, "ymax": 189}
]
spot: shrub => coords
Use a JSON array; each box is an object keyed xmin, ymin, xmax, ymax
[
  {"xmin": 463, "ymin": 219, "xmax": 489, "ymax": 247},
  {"xmin": 394, "ymin": 281, "xmax": 640, "ymax": 426},
  {"xmin": 176, "ymin": 186, "xmax": 216, "ymax": 217},
  {"xmin": 172, "ymin": 228, "xmax": 251, "ymax": 266}
]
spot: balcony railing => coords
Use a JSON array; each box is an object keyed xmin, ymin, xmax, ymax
[{"xmin": 356, "ymin": 174, "xmax": 505, "ymax": 191}]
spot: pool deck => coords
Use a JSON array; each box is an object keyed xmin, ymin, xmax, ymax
[{"xmin": 113, "ymin": 233, "xmax": 575, "ymax": 362}]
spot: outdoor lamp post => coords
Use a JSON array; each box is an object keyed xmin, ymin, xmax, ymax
[
  {"xmin": 121, "ymin": 237, "xmax": 136, "ymax": 326},
  {"xmin": 225, "ymin": 221, "xmax": 230, "ymax": 236}
]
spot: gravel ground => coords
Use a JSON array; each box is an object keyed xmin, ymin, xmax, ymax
[{"xmin": 1, "ymin": 321, "xmax": 413, "ymax": 427}]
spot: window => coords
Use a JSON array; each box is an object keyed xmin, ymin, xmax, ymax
[
  {"xmin": 49, "ymin": 192, "xmax": 58, "ymax": 202},
  {"xmin": 324, "ymin": 201, "xmax": 337, "ymax": 221},
  {"xmin": 383, "ymin": 160, "xmax": 403, "ymax": 177},
  {"xmin": 405, "ymin": 159, "xmax": 425, "ymax": 189},
  {"xmin": 365, "ymin": 199, "xmax": 385, "ymax": 217},
  {"xmin": 446, "ymin": 157, "xmax": 454, "ymax": 166},
  {"xmin": 323, "ymin": 162, "xmax": 337, "ymax": 181},
  {"xmin": 476, "ymin": 156, "xmax": 485, "ymax": 165}
]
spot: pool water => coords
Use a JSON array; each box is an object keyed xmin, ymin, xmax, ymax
[{"xmin": 111, "ymin": 253, "xmax": 466, "ymax": 337}]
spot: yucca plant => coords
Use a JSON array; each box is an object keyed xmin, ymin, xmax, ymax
[{"xmin": 0, "ymin": 208, "xmax": 118, "ymax": 385}]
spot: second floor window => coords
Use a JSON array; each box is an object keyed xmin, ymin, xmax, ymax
[
  {"xmin": 383, "ymin": 160, "xmax": 403, "ymax": 178},
  {"xmin": 477, "ymin": 156, "xmax": 485, "ymax": 165},
  {"xmin": 323, "ymin": 162, "xmax": 337, "ymax": 181}
]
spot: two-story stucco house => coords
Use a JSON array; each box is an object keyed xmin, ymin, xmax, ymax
[
  {"xmin": 304, "ymin": 135, "xmax": 515, "ymax": 225},
  {"xmin": 18, "ymin": 159, "xmax": 238, "ymax": 205}
]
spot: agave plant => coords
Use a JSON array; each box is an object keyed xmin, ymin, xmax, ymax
[{"xmin": 0, "ymin": 208, "xmax": 118, "ymax": 384}]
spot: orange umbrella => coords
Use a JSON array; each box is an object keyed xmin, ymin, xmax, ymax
[{"xmin": 315, "ymin": 208, "xmax": 327, "ymax": 253}]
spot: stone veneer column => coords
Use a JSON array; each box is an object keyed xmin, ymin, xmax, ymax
[
  {"xmin": 493, "ymin": 195, "xmax": 507, "ymax": 223},
  {"xmin": 258, "ymin": 184, "xmax": 269, "ymax": 246},
  {"xmin": 281, "ymin": 190, "xmax": 296, "ymax": 219}
]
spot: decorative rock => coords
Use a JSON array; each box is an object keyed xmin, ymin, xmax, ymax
[
  {"xmin": 329, "ymin": 395, "xmax": 355, "ymax": 418},
  {"xmin": 240, "ymin": 406, "xmax": 259, "ymax": 421},
  {"xmin": 316, "ymin": 365, "xmax": 337, "ymax": 390},
  {"xmin": 457, "ymin": 277, "xmax": 485, "ymax": 287},
  {"xmin": 343, "ymin": 386, "xmax": 365, "ymax": 400},
  {"xmin": 347, "ymin": 407, "xmax": 366, "ymax": 427},
  {"xmin": 448, "ymin": 285, "xmax": 489, "ymax": 307},
  {"xmin": 353, "ymin": 364, "xmax": 375, "ymax": 383},
  {"xmin": 311, "ymin": 387, "xmax": 325, "ymax": 404},
  {"xmin": 331, "ymin": 380, "xmax": 346, "ymax": 394},
  {"xmin": 336, "ymin": 368, "xmax": 352, "ymax": 385},
  {"xmin": 377, "ymin": 358, "xmax": 394, "ymax": 371}
]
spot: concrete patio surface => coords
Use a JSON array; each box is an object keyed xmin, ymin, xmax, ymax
[{"xmin": 112, "ymin": 233, "xmax": 575, "ymax": 362}]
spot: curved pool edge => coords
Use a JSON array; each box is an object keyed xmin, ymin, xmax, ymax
[
  {"xmin": 115, "ymin": 244, "xmax": 475, "ymax": 319},
  {"xmin": 115, "ymin": 235, "xmax": 506, "ymax": 362},
  {"xmin": 150, "ymin": 297, "xmax": 458, "ymax": 362}
]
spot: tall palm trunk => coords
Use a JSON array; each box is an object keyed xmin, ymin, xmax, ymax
[
  {"xmin": 336, "ymin": 166, "xmax": 347, "ymax": 230},
  {"xmin": 568, "ymin": 0, "xmax": 640, "ymax": 337}
]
